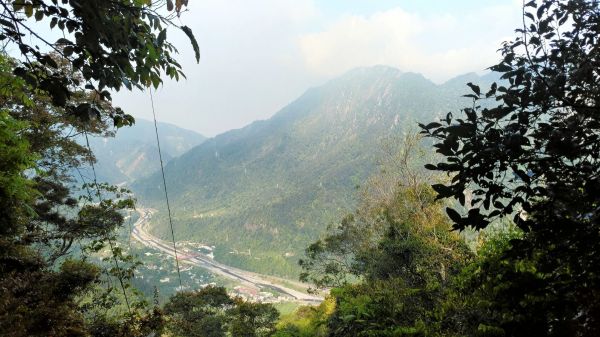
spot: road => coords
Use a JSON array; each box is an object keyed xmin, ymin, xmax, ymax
[{"xmin": 131, "ymin": 208, "xmax": 323, "ymax": 304}]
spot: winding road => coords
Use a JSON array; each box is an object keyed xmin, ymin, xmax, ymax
[{"xmin": 131, "ymin": 208, "xmax": 323, "ymax": 304}]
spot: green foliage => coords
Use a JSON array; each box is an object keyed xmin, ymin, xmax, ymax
[
  {"xmin": 274, "ymin": 297, "xmax": 334, "ymax": 337},
  {"xmin": 164, "ymin": 286, "xmax": 234, "ymax": 337},
  {"xmin": 420, "ymin": 0, "xmax": 600, "ymax": 335},
  {"xmin": 452, "ymin": 209, "xmax": 600, "ymax": 336},
  {"xmin": 135, "ymin": 70, "xmax": 495, "ymax": 277},
  {"xmin": 0, "ymin": 0, "xmax": 197, "ymax": 126},
  {"xmin": 0, "ymin": 110, "xmax": 35, "ymax": 235},
  {"xmin": 229, "ymin": 300, "xmax": 280, "ymax": 337},
  {"xmin": 0, "ymin": 256, "xmax": 101, "ymax": 336},
  {"xmin": 0, "ymin": 0, "xmax": 201, "ymax": 335},
  {"xmin": 328, "ymin": 280, "xmax": 445, "ymax": 337},
  {"xmin": 0, "ymin": 54, "xmax": 162, "ymax": 335},
  {"xmin": 300, "ymin": 133, "xmax": 471, "ymax": 289},
  {"xmin": 297, "ymin": 135, "xmax": 472, "ymax": 337},
  {"xmin": 320, "ymin": 200, "xmax": 471, "ymax": 337},
  {"xmin": 163, "ymin": 286, "xmax": 280, "ymax": 337},
  {"xmin": 421, "ymin": 0, "xmax": 600, "ymax": 232},
  {"xmin": 0, "ymin": 0, "xmax": 199, "ymax": 329}
]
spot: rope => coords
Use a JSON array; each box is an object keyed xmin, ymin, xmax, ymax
[
  {"xmin": 84, "ymin": 131, "xmax": 132, "ymax": 314},
  {"xmin": 149, "ymin": 87, "xmax": 183, "ymax": 289}
]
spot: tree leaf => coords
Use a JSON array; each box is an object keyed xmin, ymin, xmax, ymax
[
  {"xmin": 181, "ymin": 25, "xmax": 200, "ymax": 63},
  {"xmin": 446, "ymin": 207, "xmax": 462, "ymax": 224},
  {"xmin": 157, "ymin": 28, "xmax": 167, "ymax": 47},
  {"xmin": 422, "ymin": 122, "xmax": 442, "ymax": 130},
  {"xmin": 34, "ymin": 10, "xmax": 44, "ymax": 21},
  {"xmin": 175, "ymin": 0, "xmax": 189, "ymax": 13},
  {"xmin": 466, "ymin": 82, "xmax": 480, "ymax": 96}
]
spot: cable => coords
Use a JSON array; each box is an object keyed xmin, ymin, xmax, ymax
[
  {"xmin": 127, "ymin": 209, "xmax": 133, "ymax": 249},
  {"xmin": 84, "ymin": 131, "xmax": 132, "ymax": 314},
  {"xmin": 149, "ymin": 87, "xmax": 183, "ymax": 289}
]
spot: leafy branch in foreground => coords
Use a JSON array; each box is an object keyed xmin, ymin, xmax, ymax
[
  {"xmin": 421, "ymin": 0, "xmax": 600, "ymax": 335},
  {"xmin": 421, "ymin": 0, "xmax": 600, "ymax": 231},
  {"xmin": 0, "ymin": 0, "xmax": 199, "ymax": 127},
  {"xmin": 0, "ymin": 1, "xmax": 201, "ymax": 335}
]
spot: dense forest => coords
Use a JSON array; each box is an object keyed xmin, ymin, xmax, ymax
[{"xmin": 0, "ymin": 1, "xmax": 598, "ymax": 337}]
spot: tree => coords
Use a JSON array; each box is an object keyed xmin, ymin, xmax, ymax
[
  {"xmin": 164, "ymin": 286, "xmax": 234, "ymax": 337},
  {"xmin": 421, "ymin": 0, "xmax": 600, "ymax": 335},
  {"xmin": 164, "ymin": 286, "xmax": 279, "ymax": 337},
  {"xmin": 299, "ymin": 134, "xmax": 471, "ymax": 337},
  {"xmin": 229, "ymin": 300, "xmax": 279, "ymax": 337},
  {"xmin": 0, "ymin": 51, "xmax": 160, "ymax": 337},
  {"xmin": 0, "ymin": 0, "xmax": 199, "ymax": 127},
  {"xmin": 300, "ymin": 133, "xmax": 470, "ymax": 289},
  {"xmin": 273, "ymin": 298, "xmax": 334, "ymax": 337},
  {"xmin": 0, "ymin": 1, "xmax": 199, "ymax": 335},
  {"xmin": 421, "ymin": 0, "xmax": 599, "ymax": 232}
]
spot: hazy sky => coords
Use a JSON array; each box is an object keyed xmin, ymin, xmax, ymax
[{"xmin": 113, "ymin": 0, "xmax": 522, "ymax": 137}]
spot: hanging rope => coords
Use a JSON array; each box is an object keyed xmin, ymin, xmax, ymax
[
  {"xmin": 84, "ymin": 131, "xmax": 132, "ymax": 314},
  {"xmin": 149, "ymin": 87, "xmax": 183, "ymax": 289}
]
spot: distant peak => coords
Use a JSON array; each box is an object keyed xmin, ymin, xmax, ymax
[{"xmin": 339, "ymin": 65, "xmax": 402, "ymax": 78}]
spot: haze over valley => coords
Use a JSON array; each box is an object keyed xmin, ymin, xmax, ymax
[
  {"xmin": 3, "ymin": 1, "xmax": 597, "ymax": 335},
  {"xmin": 89, "ymin": 66, "xmax": 498, "ymax": 281},
  {"xmin": 82, "ymin": 119, "xmax": 206, "ymax": 184}
]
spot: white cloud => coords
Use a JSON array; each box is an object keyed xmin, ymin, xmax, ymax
[
  {"xmin": 112, "ymin": 1, "xmax": 523, "ymax": 136},
  {"xmin": 299, "ymin": 4, "xmax": 521, "ymax": 83}
]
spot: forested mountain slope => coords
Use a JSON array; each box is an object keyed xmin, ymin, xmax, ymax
[
  {"xmin": 84, "ymin": 119, "xmax": 206, "ymax": 184},
  {"xmin": 134, "ymin": 66, "xmax": 495, "ymax": 276}
]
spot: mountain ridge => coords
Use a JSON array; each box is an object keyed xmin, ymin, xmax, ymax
[
  {"xmin": 84, "ymin": 118, "xmax": 206, "ymax": 184},
  {"xmin": 133, "ymin": 66, "xmax": 497, "ymax": 277}
]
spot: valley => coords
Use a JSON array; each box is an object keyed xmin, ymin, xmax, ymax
[
  {"xmin": 133, "ymin": 66, "xmax": 497, "ymax": 277},
  {"xmin": 82, "ymin": 119, "xmax": 206, "ymax": 184},
  {"xmin": 131, "ymin": 207, "xmax": 323, "ymax": 305},
  {"xmin": 2, "ymin": 1, "xmax": 595, "ymax": 335}
]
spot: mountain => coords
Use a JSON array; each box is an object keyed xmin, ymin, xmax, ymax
[
  {"xmin": 84, "ymin": 119, "xmax": 206, "ymax": 184},
  {"xmin": 133, "ymin": 66, "xmax": 496, "ymax": 277}
]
